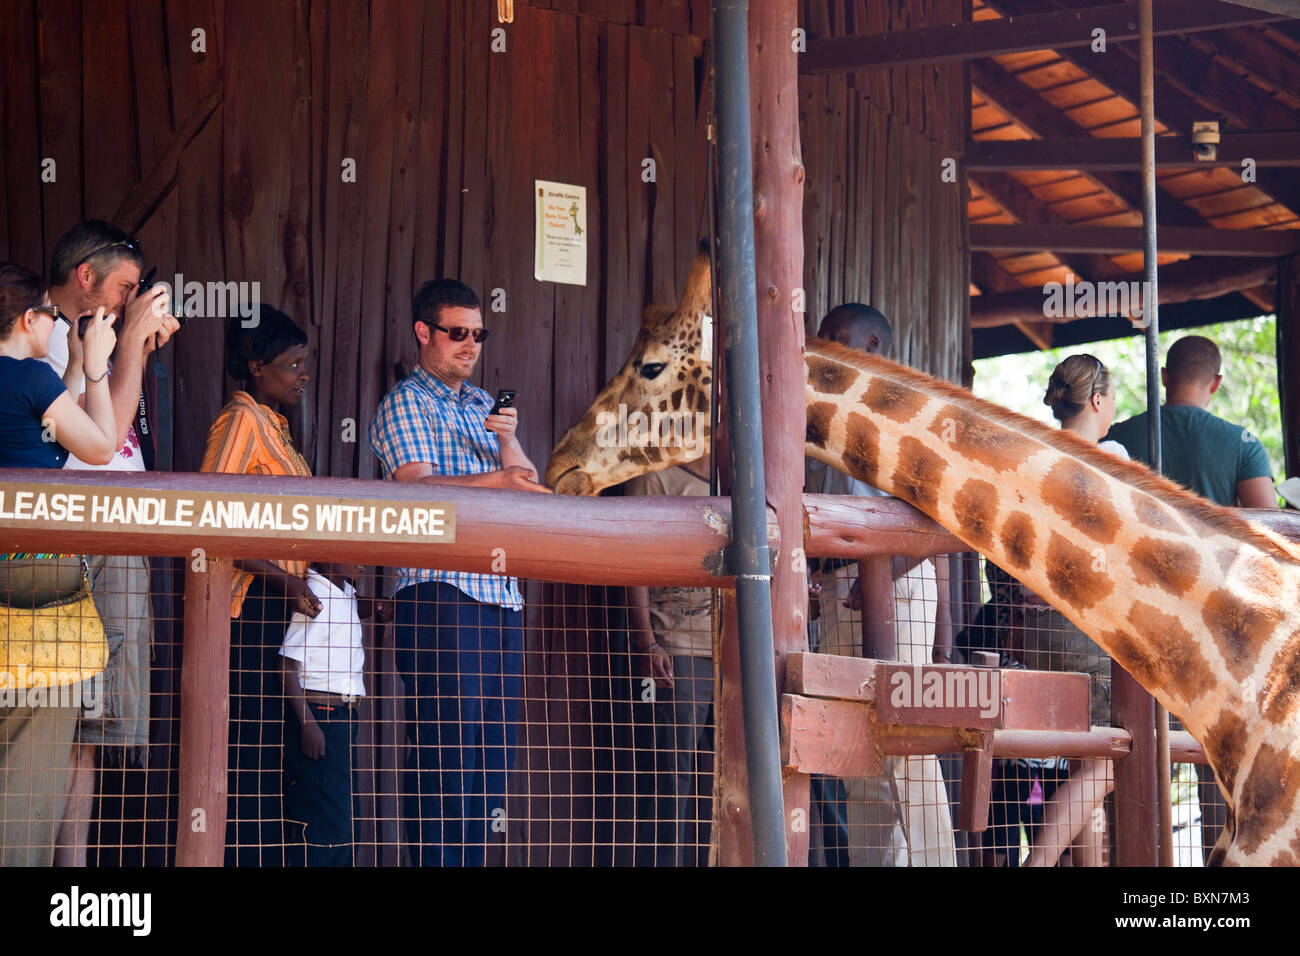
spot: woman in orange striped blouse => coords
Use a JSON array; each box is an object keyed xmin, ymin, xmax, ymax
[{"xmin": 201, "ymin": 305, "xmax": 315, "ymax": 867}]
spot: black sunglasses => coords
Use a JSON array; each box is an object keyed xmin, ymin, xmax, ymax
[
  {"xmin": 429, "ymin": 321, "xmax": 489, "ymax": 343},
  {"xmin": 77, "ymin": 236, "xmax": 142, "ymax": 267}
]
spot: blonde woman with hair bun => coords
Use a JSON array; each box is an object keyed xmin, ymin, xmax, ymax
[{"xmin": 1042, "ymin": 352, "xmax": 1129, "ymax": 460}]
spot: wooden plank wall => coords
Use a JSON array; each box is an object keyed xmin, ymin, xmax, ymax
[
  {"xmin": 799, "ymin": 0, "xmax": 968, "ymax": 383},
  {"xmin": 0, "ymin": 0, "xmax": 970, "ymax": 864}
]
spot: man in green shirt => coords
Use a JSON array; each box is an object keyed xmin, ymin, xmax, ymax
[
  {"xmin": 1106, "ymin": 335, "xmax": 1277, "ymax": 508},
  {"xmin": 1105, "ymin": 334, "xmax": 1277, "ymax": 863}
]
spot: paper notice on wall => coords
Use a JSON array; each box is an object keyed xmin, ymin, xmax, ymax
[{"xmin": 535, "ymin": 180, "xmax": 587, "ymax": 286}]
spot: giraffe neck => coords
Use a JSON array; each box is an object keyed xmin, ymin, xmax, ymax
[{"xmin": 804, "ymin": 338, "xmax": 1300, "ymax": 863}]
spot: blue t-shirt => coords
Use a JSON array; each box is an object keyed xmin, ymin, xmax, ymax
[
  {"xmin": 0, "ymin": 356, "xmax": 69, "ymax": 469},
  {"xmin": 1107, "ymin": 405, "xmax": 1273, "ymax": 507}
]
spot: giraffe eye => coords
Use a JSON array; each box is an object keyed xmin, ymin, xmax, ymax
[{"xmin": 639, "ymin": 362, "xmax": 667, "ymax": 380}]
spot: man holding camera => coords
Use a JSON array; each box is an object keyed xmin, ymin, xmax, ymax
[
  {"xmin": 43, "ymin": 221, "xmax": 178, "ymax": 865},
  {"xmin": 370, "ymin": 278, "xmax": 549, "ymax": 866}
]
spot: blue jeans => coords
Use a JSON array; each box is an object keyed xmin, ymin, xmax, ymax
[
  {"xmin": 394, "ymin": 581, "xmax": 523, "ymax": 866},
  {"xmin": 811, "ymin": 775, "xmax": 852, "ymax": 867},
  {"xmin": 285, "ymin": 701, "xmax": 358, "ymax": 866}
]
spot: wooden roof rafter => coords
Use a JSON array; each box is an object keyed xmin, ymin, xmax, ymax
[
  {"xmin": 969, "ymin": 0, "xmax": 1299, "ymax": 318},
  {"xmin": 801, "ymin": 1, "xmax": 1286, "ymax": 72},
  {"xmin": 982, "ymin": 0, "xmax": 1300, "ymax": 227}
]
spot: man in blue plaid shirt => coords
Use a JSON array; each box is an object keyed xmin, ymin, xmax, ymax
[{"xmin": 370, "ymin": 278, "xmax": 550, "ymax": 866}]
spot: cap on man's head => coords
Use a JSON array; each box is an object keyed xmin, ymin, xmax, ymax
[
  {"xmin": 49, "ymin": 220, "xmax": 144, "ymax": 287},
  {"xmin": 1165, "ymin": 335, "xmax": 1221, "ymax": 387}
]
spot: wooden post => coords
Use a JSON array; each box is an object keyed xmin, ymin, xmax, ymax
[
  {"xmin": 1280, "ymin": 255, "xmax": 1300, "ymax": 479},
  {"xmin": 1111, "ymin": 665, "xmax": 1158, "ymax": 866},
  {"xmin": 713, "ymin": 0, "xmax": 808, "ymax": 866},
  {"xmin": 751, "ymin": 0, "xmax": 808, "ymax": 866},
  {"xmin": 713, "ymin": 591, "xmax": 752, "ymax": 865},
  {"xmin": 175, "ymin": 558, "xmax": 232, "ymax": 867},
  {"xmin": 859, "ymin": 558, "xmax": 895, "ymax": 660}
]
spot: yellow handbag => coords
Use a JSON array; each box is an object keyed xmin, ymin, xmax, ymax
[{"xmin": 1, "ymin": 559, "xmax": 107, "ymax": 688}]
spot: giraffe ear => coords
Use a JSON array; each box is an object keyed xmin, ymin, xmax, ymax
[{"xmin": 643, "ymin": 304, "xmax": 673, "ymax": 329}]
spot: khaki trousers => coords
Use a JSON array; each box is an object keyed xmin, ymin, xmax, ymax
[
  {"xmin": 0, "ymin": 557, "xmax": 83, "ymax": 866},
  {"xmin": 817, "ymin": 561, "xmax": 957, "ymax": 867}
]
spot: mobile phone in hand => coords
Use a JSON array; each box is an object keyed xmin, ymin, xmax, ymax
[
  {"xmin": 489, "ymin": 389, "xmax": 516, "ymax": 416},
  {"xmin": 76, "ymin": 312, "xmax": 95, "ymax": 338}
]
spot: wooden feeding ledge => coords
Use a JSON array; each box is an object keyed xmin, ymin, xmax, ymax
[{"xmin": 782, "ymin": 650, "xmax": 1207, "ymax": 833}]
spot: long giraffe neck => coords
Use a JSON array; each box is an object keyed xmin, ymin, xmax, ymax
[{"xmin": 804, "ymin": 338, "xmax": 1300, "ymax": 864}]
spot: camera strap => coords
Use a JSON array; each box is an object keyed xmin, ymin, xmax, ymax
[{"xmin": 135, "ymin": 373, "xmax": 156, "ymax": 472}]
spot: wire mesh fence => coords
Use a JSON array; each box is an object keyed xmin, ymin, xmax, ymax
[{"xmin": 0, "ymin": 543, "xmax": 1220, "ymax": 866}]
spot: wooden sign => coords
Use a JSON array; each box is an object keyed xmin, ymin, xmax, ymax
[{"xmin": 0, "ymin": 483, "xmax": 455, "ymax": 545}]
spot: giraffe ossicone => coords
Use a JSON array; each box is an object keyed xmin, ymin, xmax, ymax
[{"xmin": 545, "ymin": 253, "xmax": 1300, "ymax": 866}]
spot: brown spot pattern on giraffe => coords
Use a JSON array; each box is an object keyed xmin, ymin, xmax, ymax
[
  {"xmin": 1262, "ymin": 631, "xmax": 1300, "ymax": 724},
  {"xmin": 929, "ymin": 405, "xmax": 1038, "ymax": 474},
  {"xmin": 1202, "ymin": 589, "xmax": 1284, "ymax": 681},
  {"xmin": 806, "ymin": 402, "xmax": 836, "ymax": 449},
  {"xmin": 954, "ymin": 479, "xmax": 999, "ymax": 551},
  {"xmin": 1045, "ymin": 531, "xmax": 1115, "ymax": 611},
  {"xmin": 1234, "ymin": 742, "xmax": 1300, "ymax": 856},
  {"xmin": 890, "ymin": 437, "xmax": 946, "ymax": 512},
  {"xmin": 1238, "ymin": 555, "xmax": 1284, "ymax": 596},
  {"xmin": 1123, "ymin": 602, "xmax": 1214, "ymax": 700},
  {"xmin": 1203, "ymin": 710, "xmax": 1249, "ymax": 794},
  {"xmin": 999, "ymin": 511, "xmax": 1036, "ymax": 570},
  {"xmin": 807, "ymin": 356, "xmax": 856, "ymax": 396},
  {"xmin": 840, "ymin": 412, "xmax": 881, "ymax": 486},
  {"xmin": 1043, "ymin": 459, "xmax": 1121, "ymax": 545},
  {"xmin": 1131, "ymin": 491, "xmax": 1186, "ymax": 535},
  {"xmin": 862, "ymin": 377, "xmax": 927, "ymax": 424},
  {"xmin": 1128, "ymin": 538, "xmax": 1201, "ymax": 597}
]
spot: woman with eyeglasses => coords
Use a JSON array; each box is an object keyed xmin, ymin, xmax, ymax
[
  {"xmin": 201, "ymin": 305, "xmax": 317, "ymax": 866},
  {"xmin": 0, "ymin": 262, "xmax": 121, "ymax": 865},
  {"xmin": 1020, "ymin": 353, "xmax": 1127, "ymax": 866},
  {"xmin": 0, "ymin": 262, "xmax": 120, "ymax": 471}
]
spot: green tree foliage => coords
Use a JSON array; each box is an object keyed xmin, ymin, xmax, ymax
[{"xmin": 972, "ymin": 316, "xmax": 1284, "ymax": 481}]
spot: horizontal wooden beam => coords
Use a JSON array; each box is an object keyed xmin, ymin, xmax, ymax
[
  {"xmin": 972, "ymin": 224, "xmax": 1300, "ymax": 256},
  {"xmin": 966, "ymin": 132, "xmax": 1300, "ymax": 171},
  {"xmin": 970, "ymin": 256, "xmax": 1280, "ymax": 326},
  {"xmin": 800, "ymin": 1, "xmax": 1282, "ymax": 73},
  {"xmin": 8, "ymin": 478, "xmax": 1295, "ymax": 590},
  {"xmin": 803, "ymin": 493, "xmax": 965, "ymax": 560},
  {"xmin": 0, "ymin": 470, "xmax": 775, "ymax": 588}
]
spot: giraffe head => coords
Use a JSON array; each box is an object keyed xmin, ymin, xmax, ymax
[{"xmin": 546, "ymin": 253, "xmax": 713, "ymax": 495}]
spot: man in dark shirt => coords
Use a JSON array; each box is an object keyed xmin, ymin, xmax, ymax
[
  {"xmin": 1105, "ymin": 334, "xmax": 1277, "ymax": 861},
  {"xmin": 1106, "ymin": 335, "xmax": 1276, "ymax": 508}
]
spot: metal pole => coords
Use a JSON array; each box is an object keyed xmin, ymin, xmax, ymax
[
  {"xmin": 1138, "ymin": 0, "xmax": 1174, "ymax": 868},
  {"xmin": 711, "ymin": 0, "xmax": 788, "ymax": 866}
]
